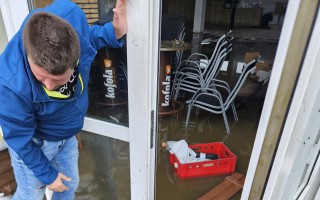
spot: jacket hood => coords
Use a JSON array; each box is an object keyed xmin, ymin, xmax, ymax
[{"xmin": 0, "ymin": 0, "xmax": 97, "ymax": 103}]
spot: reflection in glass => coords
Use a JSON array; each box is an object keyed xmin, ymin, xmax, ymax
[
  {"xmin": 31, "ymin": 0, "xmax": 129, "ymax": 126},
  {"xmin": 88, "ymin": 45, "xmax": 128, "ymax": 126},
  {"xmin": 77, "ymin": 131, "xmax": 130, "ymax": 200},
  {"xmin": 157, "ymin": 0, "xmax": 281, "ymax": 199},
  {"xmin": 87, "ymin": 0, "xmax": 128, "ymax": 126}
]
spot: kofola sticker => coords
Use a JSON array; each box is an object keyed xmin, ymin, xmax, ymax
[
  {"xmin": 103, "ymin": 59, "xmax": 117, "ymax": 99},
  {"xmin": 162, "ymin": 65, "xmax": 171, "ymax": 106}
]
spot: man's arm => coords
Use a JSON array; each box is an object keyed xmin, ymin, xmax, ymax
[
  {"xmin": 89, "ymin": 0, "xmax": 127, "ymax": 50},
  {"xmin": 113, "ymin": 0, "xmax": 127, "ymax": 39},
  {"xmin": 0, "ymin": 85, "xmax": 58, "ymax": 185},
  {"xmin": 1, "ymin": 90, "xmax": 71, "ymax": 192}
]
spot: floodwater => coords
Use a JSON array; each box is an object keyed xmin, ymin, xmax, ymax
[
  {"xmin": 76, "ymin": 131, "xmax": 131, "ymax": 200},
  {"xmin": 156, "ymin": 40, "xmax": 278, "ymax": 199},
  {"xmin": 76, "ymin": 39, "xmax": 278, "ymax": 200}
]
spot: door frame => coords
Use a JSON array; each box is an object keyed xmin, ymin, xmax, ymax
[
  {"xmin": 0, "ymin": 0, "xmax": 28, "ymax": 40},
  {"xmin": 82, "ymin": 0, "xmax": 161, "ymax": 198},
  {"xmin": 1, "ymin": 0, "xmax": 160, "ymax": 199},
  {"xmin": 242, "ymin": 0, "xmax": 301, "ymax": 196},
  {"xmin": 264, "ymin": 3, "xmax": 320, "ymax": 199},
  {"xmin": 243, "ymin": 0, "xmax": 320, "ymax": 199}
]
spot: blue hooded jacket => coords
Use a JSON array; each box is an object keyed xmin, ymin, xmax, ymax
[{"xmin": 0, "ymin": 0, "xmax": 123, "ymax": 185}]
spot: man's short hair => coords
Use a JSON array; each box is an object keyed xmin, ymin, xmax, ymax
[{"xmin": 23, "ymin": 12, "xmax": 80, "ymax": 75}]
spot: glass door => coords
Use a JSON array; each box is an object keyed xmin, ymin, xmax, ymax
[
  {"xmin": 80, "ymin": 0, "xmax": 160, "ymax": 198},
  {"xmin": 4, "ymin": 0, "xmax": 160, "ymax": 199}
]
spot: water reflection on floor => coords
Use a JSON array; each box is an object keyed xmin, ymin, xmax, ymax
[
  {"xmin": 76, "ymin": 131, "xmax": 130, "ymax": 200},
  {"xmin": 156, "ymin": 97, "xmax": 262, "ymax": 200}
]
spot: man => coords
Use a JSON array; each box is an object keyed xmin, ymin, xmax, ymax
[{"xmin": 0, "ymin": 0, "xmax": 127, "ymax": 199}]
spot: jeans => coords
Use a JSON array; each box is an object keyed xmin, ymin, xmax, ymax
[{"xmin": 8, "ymin": 136, "xmax": 79, "ymax": 200}]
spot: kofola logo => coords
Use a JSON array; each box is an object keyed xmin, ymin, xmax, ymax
[
  {"xmin": 103, "ymin": 59, "xmax": 116, "ymax": 99},
  {"xmin": 161, "ymin": 65, "xmax": 171, "ymax": 106}
]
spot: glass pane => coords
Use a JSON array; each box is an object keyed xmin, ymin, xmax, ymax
[
  {"xmin": 0, "ymin": 9, "xmax": 9, "ymax": 53},
  {"xmin": 32, "ymin": 0, "xmax": 129, "ymax": 127},
  {"xmin": 88, "ymin": 44, "xmax": 128, "ymax": 126},
  {"xmin": 77, "ymin": 131, "xmax": 130, "ymax": 199},
  {"xmin": 157, "ymin": 0, "xmax": 285, "ymax": 199}
]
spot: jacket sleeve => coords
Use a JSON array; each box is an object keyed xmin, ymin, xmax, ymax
[
  {"xmin": 89, "ymin": 22, "xmax": 124, "ymax": 50},
  {"xmin": 0, "ymin": 84, "xmax": 58, "ymax": 185}
]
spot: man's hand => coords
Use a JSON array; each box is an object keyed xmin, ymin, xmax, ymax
[
  {"xmin": 47, "ymin": 172, "xmax": 71, "ymax": 192},
  {"xmin": 113, "ymin": 0, "xmax": 127, "ymax": 39}
]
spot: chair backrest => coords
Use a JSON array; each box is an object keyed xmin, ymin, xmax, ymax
[
  {"xmin": 203, "ymin": 41, "xmax": 233, "ymax": 86},
  {"xmin": 200, "ymin": 38, "xmax": 228, "ymax": 81},
  {"xmin": 175, "ymin": 27, "xmax": 186, "ymax": 65},
  {"xmin": 224, "ymin": 58, "xmax": 259, "ymax": 109},
  {"xmin": 196, "ymin": 30, "xmax": 232, "ymax": 74},
  {"xmin": 208, "ymin": 30, "xmax": 232, "ymax": 62},
  {"xmin": 205, "ymin": 36, "xmax": 233, "ymax": 77},
  {"xmin": 204, "ymin": 34, "xmax": 226, "ymax": 68},
  {"xmin": 203, "ymin": 47, "xmax": 228, "ymax": 85},
  {"xmin": 161, "ymin": 15, "xmax": 184, "ymax": 40}
]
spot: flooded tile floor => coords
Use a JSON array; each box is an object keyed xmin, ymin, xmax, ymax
[
  {"xmin": 75, "ymin": 29, "xmax": 280, "ymax": 200},
  {"xmin": 156, "ymin": 39, "xmax": 277, "ymax": 199},
  {"xmin": 155, "ymin": 96, "xmax": 264, "ymax": 200},
  {"xmin": 77, "ymin": 95, "xmax": 264, "ymax": 200},
  {"xmin": 76, "ymin": 131, "xmax": 130, "ymax": 200}
]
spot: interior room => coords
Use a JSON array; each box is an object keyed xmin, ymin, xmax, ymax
[{"xmin": 156, "ymin": 0, "xmax": 286, "ymax": 199}]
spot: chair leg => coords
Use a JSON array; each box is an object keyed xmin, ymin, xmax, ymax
[
  {"xmin": 170, "ymin": 80, "xmax": 177, "ymax": 99},
  {"xmin": 231, "ymin": 103, "xmax": 239, "ymax": 122},
  {"xmin": 174, "ymin": 79, "xmax": 184, "ymax": 100},
  {"xmin": 170, "ymin": 72, "xmax": 180, "ymax": 99},
  {"xmin": 170, "ymin": 86, "xmax": 175, "ymax": 100},
  {"xmin": 222, "ymin": 108, "xmax": 231, "ymax": 134},
  {"xmin": 185, "ymin": 105, "xmax": 192, "ymax": 127},
  {"xmin": 173, "ymin": 87, "xmax": 179, "ymax": 100}
]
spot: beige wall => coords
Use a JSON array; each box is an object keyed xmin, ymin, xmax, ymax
[
  {"xmin": 33, "ymin": 0, "xmax": 53, "ymax": 8},
  {"xmin": 32, "ymin": 0, "xmax": 98, "ymax": 25}
]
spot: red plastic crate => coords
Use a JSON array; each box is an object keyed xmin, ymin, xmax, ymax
[{"xmin": 169, "ymin": 142, "xmax": 236, "ymax": 179}]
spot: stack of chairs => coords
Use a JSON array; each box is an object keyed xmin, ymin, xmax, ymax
[
  {"xmin": 185, "ymin": 57, "xmax": 260, "ymax": 133},
  {"xmin": 174, "ymin": 24, "xmax": 186, "ymax": 69},
  {"xmin": 171, "ymin": 31, "xmax": 233, "ymax": 100},
  {"xmin": 161, "ymin": 15, "xmax": 186, "ymax": 70}
]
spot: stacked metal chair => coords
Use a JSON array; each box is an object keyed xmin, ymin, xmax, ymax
[
  {"xmin": 185, "ymin": 57, "xmax": 260, "ymax": 133},
  {"xmin": 161, "ymin": 15, "xmax": 186, "ymax": 70},
  {"xmin": 171, "ymin": 31, "xmax": 233, "ymax": 100},
  {"xmin": 173, "ymin": 24, "xmax": 186, "ymax": 68}
]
